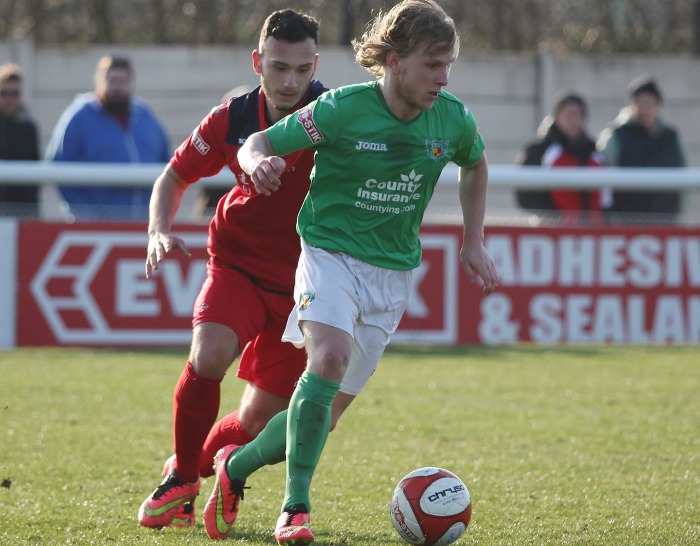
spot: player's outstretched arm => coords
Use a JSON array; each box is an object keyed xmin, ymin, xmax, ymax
[
  {"xmin": 237, "ymin": 131, "xmax": 286, "ymax": 196},
  {"xmin": 458, "ymin": 155, "xmax": 498, "ymax": 295},
  {"xmin": 145, "ymin": 164, "xmax": 192, "ymax": 278}
]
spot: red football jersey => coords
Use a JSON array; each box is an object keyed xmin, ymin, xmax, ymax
[{"xmin": 171, "ymin": 81, "xmax": 327, "ymax": 293}]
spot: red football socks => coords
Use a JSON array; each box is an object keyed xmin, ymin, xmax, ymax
[
  {"xmin": 199, "ymin": 409, "xmax": 254, "ymax": 477},
  {"xmin": 172, "ymin": 361, "xmax": 221, "ymax": 483}
]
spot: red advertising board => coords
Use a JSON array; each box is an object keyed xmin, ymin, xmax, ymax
[
  {"xmin": 481, "ymin": 224, "xmax": 700, "ymax": 344},
  {"xmin": 15, "ymin": 221, "xmax": 700, "ymax": 346},
  {"xmin": 17, "ymin": 222, "xmax": 208, "ymax": 346}
]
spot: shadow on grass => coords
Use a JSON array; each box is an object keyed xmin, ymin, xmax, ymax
[
  {"xmin": 226, "ymin": 529, "xmax": 394, "ymax": 546},
  {"xmin": 384, "ymin": 343, "xmax": 618, "ymax": 358}
]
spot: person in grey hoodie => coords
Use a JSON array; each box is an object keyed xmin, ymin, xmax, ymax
[{"xmin": 597, "ymin": 75, "xmax": 687, "ymax": 223}]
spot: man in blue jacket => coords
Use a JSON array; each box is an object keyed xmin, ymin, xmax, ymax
[{"xmin": 45, "ymin": 55, "xmax": 170, "ymax": 220}]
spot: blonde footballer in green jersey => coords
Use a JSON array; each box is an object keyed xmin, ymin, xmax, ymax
[
  {"xmin": 266, "ymin": 80, "xmax": 485, "ymax": 270},
  {"xmin": 203, "ymin": 2, "xmax": 498, "ymax": 543}
]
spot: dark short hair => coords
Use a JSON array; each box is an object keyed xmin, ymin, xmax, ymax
[
  {"xmin": 259, "ymin": 9, "xmax": 319, "ymax": 52},
  {"xmin": 627, "ymin": 75, "xmax": 662, "ymax": 104},
  {"xmin": 552, "ymin": 90, "xmax": 588, "ymax": 118},
  {"xmin": 95, "ymin": 55, "xmax": 133, "ymax": 80}
]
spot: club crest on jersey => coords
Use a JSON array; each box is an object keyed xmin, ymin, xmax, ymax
[
  {"xmin": 298, "ymin": 292, "xmax": 315, "ymax": 311},
  {"xmin": 425, "ymin": 139, "xmax": 449, "ymax": 160},
  {"xmin": 192, "ymin": 129, "xmax": 210, "ymax": 155},
  {"xmin": 297, "ymin": 106, "xmax": 323, "ymax": 144}
]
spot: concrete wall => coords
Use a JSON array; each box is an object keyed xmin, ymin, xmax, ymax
[
  {"xmin": 2, "ymin": 38, "xmax": 699, "ymax": 216},
  {"xmin": 3, "ymin": 38, "xmax": 699, "ymax": 165}
]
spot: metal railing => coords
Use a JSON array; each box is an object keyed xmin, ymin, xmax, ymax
[{"xmin": 1, "ymin": 160, "xmax": 699, "ymax": 224}]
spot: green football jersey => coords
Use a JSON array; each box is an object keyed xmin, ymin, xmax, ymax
[{"xmin": 266, "ymin": 81, "xmax": 485, "ymax": 270}]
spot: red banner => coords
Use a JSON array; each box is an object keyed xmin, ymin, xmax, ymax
[
  {"xmin": 17, "ymin": 222, "xmax": 207, "ymax": 346},
  {"xmin": 477, "ymin": 224, "xmax": 700, "ymax": 344},
  {"xmin": 15, "ymin": 222, "xmax": 700, "ymax": 346}
]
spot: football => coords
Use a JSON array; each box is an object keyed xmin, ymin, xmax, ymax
[{"xmin": 389, "ymin": 467, "xmax": 472, "ymax": 546}]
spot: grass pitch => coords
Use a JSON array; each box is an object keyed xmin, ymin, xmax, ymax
[{"xmin": 0, "ymin": 345, "xmax": 698, "ymax": 545}]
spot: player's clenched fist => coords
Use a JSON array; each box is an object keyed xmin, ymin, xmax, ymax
[
  {"xmin": 251, "ymin": 156, "xmax": 286, "ymax": 196},
  {"xmin": 145, "ymin": 232, "xmax": 192, "ymax": 278}
]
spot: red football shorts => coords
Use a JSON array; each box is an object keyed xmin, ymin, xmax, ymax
[{"xmin": 192, "ymin": 259, "xmax": 307, "ymax": 398}]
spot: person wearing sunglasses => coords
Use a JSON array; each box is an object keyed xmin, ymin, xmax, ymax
[{"xmin": 0, "ymin": 62, "xmax": 40, "ymax": 217}]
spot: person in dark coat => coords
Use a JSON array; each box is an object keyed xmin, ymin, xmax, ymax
[
  {"xmin": 515, "ymin": 91, "xmax": 606, "ymax": 222},
  {"xmin": 0, "ymin": 63, "xmax": 40, "ymax": 217},
  {"xmin": 597, "ymin": 76, "xmax": 687, "ymax": 223}
]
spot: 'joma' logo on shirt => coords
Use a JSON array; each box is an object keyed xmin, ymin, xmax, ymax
[{"xmin": 356, "ymin": 140, "xmax": 388, "ymax": 151}]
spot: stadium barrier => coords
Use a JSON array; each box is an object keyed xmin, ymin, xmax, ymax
[
  {"xmin": 1, "ymin": 162, "xmax": 699, "ymax": 348},
  {"xmin": 3, "ymin": 160, "xmax": 700, "ymax": 190}
]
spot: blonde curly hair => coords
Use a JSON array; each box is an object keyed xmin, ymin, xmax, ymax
[{"xmin": 352, "ymin": 0, "xmax": 459, "ymax": 77}]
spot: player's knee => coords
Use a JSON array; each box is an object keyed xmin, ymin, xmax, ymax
[
  {"xmin": 188, "ymin": 323, "xmax": 240, "ymax": 379},
  {"xmin": 189, "ymin": 342, "xmax": 237, "ymax": 380},
  {"xmin": 309, "ymin": 346, "xmax": 350, "ymax": 381}
]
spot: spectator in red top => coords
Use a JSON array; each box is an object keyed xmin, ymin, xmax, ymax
[
  {"xmin": 137, "ymin": 9, "xmax": 330, "ymax": 530},
  {"xmin": 515, "ymin": 91, "xmax": 607, "ymax": 221}
]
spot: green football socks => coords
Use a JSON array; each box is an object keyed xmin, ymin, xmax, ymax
[
  {"xmin": 225, "ymin": 409, "xmax": 288, "ymax": 481},
  {"xmin": 283, "ymin": 370, "xmax": 340, "ymax": 513},
  {"xmin": 224, "ymin": 370, "xmax": 340, "ymax": 513}
]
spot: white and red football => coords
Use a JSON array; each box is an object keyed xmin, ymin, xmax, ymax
[{"xmin": 390, "ymin": 467, "xmax": 472, "ymax": 546}]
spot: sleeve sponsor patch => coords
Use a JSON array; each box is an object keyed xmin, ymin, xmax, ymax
[
  {"xmin": 296, "ymin": 106, "xmax": 323, "ymax": 144},
  {"xmin": 191, "ymin": 129, "xmax": 210, "ymax": 155}
]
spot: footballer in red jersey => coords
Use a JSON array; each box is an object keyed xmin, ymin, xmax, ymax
[{"xmin": 138, "ymin": 9, "xmax": 328, "ymax": 531}]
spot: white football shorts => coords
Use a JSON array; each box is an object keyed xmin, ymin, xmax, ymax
[{"xmin": 283, "ymin": 240, "xmax": 413, "ymax": 395}]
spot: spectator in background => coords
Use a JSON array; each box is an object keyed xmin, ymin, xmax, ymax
[
  {"xmin": 515, "ymin": 91, "xmax": 606, "ymax": 222},
  {"xmin": 0, "ymin": 62, "xmax": 40, "ymax": 217},
  {"xmin": 195, "ymin": 84, "xmax": 253, "ymax": 218},
  {"xmin": 597, "ymin": 75, "xmax": 687, "ymax": 223},
  {"xmin": 45, "ymin": 55, "xmax": 170, "ymax": 220}
]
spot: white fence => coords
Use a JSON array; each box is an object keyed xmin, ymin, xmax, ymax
[{"xmin": 1, "ymin": 161, "xmax": 700, "ymax": 224}]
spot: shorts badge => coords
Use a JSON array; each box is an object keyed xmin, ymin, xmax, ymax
[{"xmin": 298, "ymin": 292, "xmax": 315, "ymax": 311}]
